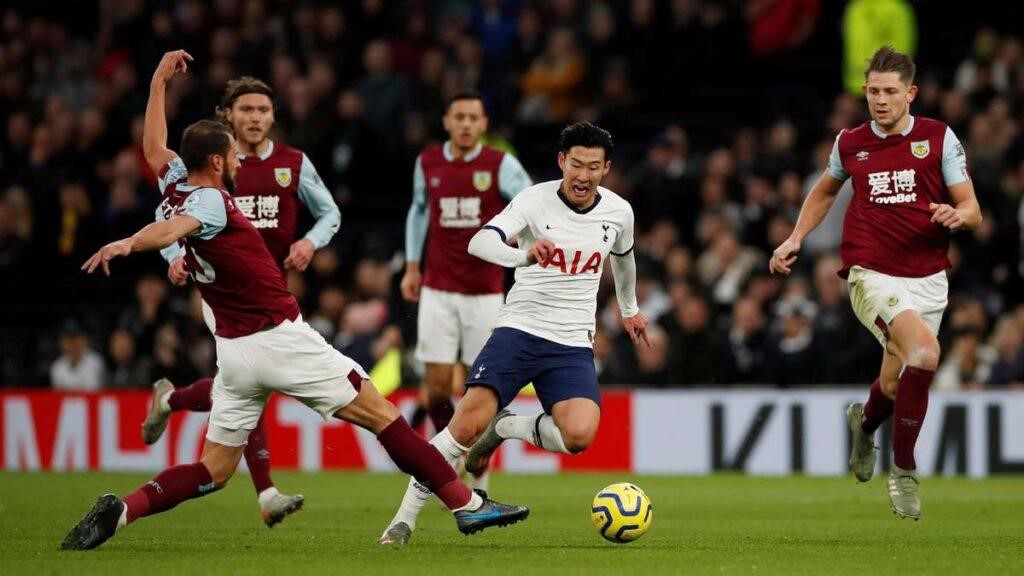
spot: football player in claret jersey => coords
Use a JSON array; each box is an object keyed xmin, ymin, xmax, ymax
[
  {"xmin": 770, "ymin": 46, "xmax": 982, "ymax": 520},
  {"xmin": 61, "ymin": 50, "xmax": 528, "ymax": 552},
  {"xmin": 401, "ymin": 90, "xmax": 531, "ymax": 485},
  {"xmin": 139, "ymin": 75, "xmax": 342, "ymax": 525},
  {"xmin": 380, "ymin": 122, "xmax": 648, "ymax": 546}
]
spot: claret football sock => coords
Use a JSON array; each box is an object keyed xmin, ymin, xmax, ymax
[
  {"xmin": 244, "ymin": 415, "xmax": 274, "ymax": 495},
  {"xmin": 167, "ymin": 377, "xmax": 214, "ymax": 412},
  {"xmin": 121, "ymin": 462, "xmax": 217, "ymax": 524},
  {"xmin": 377, "ymin": 418, "xmax": 472, "ymax": 511},
  {"xmin": 388, "ymin": 428, "xmax": 468, "ymax": 528},
  {"xmin": 861, "ymin": 378, "xmax": 894, "ymax": 434},
  {"xmin": 892, "ymin": 367, "xmax": 934, "ymax": 470}
]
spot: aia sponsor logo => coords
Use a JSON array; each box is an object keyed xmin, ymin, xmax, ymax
[{"xmin": 540, "ymin": 248, "xmax": 602, "ymax": 274}]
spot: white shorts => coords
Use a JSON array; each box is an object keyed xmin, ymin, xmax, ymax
[
  {"xmin": 415, "ymin": 286, "xmax": 503, "ymax": 366},
  {"xmin": 201, "ymin": 299, "xmax": 216, "ymax": 334},
  {"xmin": 847, "ymin": 266, "xmax": 948, "ymax": 347},
  {"xmin": 207, "ymin": 317, "xmax": 365, "ymax": 446}
]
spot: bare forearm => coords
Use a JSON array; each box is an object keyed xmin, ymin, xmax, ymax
[
  {"xmin": 955, "ymin": 198, "xmax": 982, "ymax": 229},
  {"xmin": 791, "ymin": 175, "xmax": 841, "ymax": 242},
  {"xmin": 143, "ymin": 80, "xmax": 169, "ymax": 164},
  {"xmin": 129, "ymin": 218, "xmax": 196, "ymax": 252}
]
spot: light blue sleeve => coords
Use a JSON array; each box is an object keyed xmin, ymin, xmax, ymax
[
  {"xmin": 158, "ymin": 156, "xmax": 188, "ymax": 194},
  {"xmin": 154, "ymin": 203, "xmax": 185, "ymax": 262},
  {"xmin": 176, "ymin": 188, "xmax": 227, "ymax": 241},
  {"xmin": 941, "ymin": 127, "xmax": 970, "ymax": 186},
  {"xmin": 405, "ymin": 155, "xmax": 428, "ymax": 261},
  {"xmin": 497, "ymin": 153, "xmax": 532, "ymax": 200},
  {"xmin": 296, "ymin": 154, "xmax": 341, "ymax": 249},
  {"xmin": 826, "ymin": 133, "xmax": 849, "ymax": 181}
]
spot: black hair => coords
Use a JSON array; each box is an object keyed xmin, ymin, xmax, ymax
[
  {"xmin": 446, "ymin": 89, "xmax": 485, "ymax": 113},
  {"xmin": 180, "ymin": 119, "xmax": 233, "ymax": 172},
  {"xmin": 559, "ymin": 122, "xmax": 613, "ymax": 157}
]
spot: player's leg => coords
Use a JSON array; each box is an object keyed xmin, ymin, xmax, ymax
[
  {"xmin": 61, "ymin": 437, "xmax": 245, "ymax": 551},
  {"xmin": 883, "ymin": 309, "xmax": 940, "ymax": 520},
  {"xmin": 142, "ymin": 298, "xmax": 218, "ymax": 444},
  {"xmin": 141, "ymin": 377, "xmax": 214, "ymax": 444},
  {"xmin": 847, "ymin": 347, "xmax": 900, "ymax": 481},
  {"xmin": 241, "ymin": 413, "xmax": 304, "ymax": 527},
  {"xmin": 423, "ymin": 362, "xmax": 456, "ymax": 432},
  {"xmin": 458, "ymin": 292, "xmax": 504, "ymax": 491},
  {"xmin": 381, "ymin": 385, "xmax": 505, "ymax": 544},
  {"xmin": 415, "ymin": 287, "xmax": 460, "ymax": 432},
  {"xmin": 466, "ymin": 338, "xmax": 599, "ymax": 473},
  {"xmin": 382, "ymin": 329, "xmax": 521, "ymax": 545},
  {"xmin": 267, "ymin": 318, "xmax": 526, "ymax": 540}
]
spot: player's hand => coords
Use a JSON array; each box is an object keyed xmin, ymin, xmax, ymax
[
  {"xmin": 400, "ymin": 267, "xmax": 422, "ymax": 302},
  {"xmin": 929, "ymin": 203, "xmax": 964, "ymax": 230},
  {"xmin": 82, "ymin": 239, "xmax": 133, "ymax": 276},
  {"xmin": 622, "ymin": 312, "xmax": 651, "ymax": 348},
  {"xmin": 167, "ymin": 256, "xmax": 189, "ymax": 286},
  {"xmin": 152, "ymin": 50, "xmax": 193, "ymax": 84},
  {"xmin": 284, "ymin": 239, "xmax": 315, "ymax": 271},
  {"xmin": 769, "ymin": 236, "xmax": 801, "ymax": 275},
  {"xmin": 527, "ymin": 238, "xmax": 556, "ymax": 265}
]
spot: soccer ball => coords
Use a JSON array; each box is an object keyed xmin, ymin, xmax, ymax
[{"xmin": 591, "ymin": 482, "xmax": 653, "ymax": 543}]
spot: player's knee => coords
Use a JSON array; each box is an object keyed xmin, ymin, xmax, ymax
[
  {"xmin": 447, "ymin": 411, "xmax": 489, "ymax": 447},
  {"xmin": 880, "ymin": 377, "xmax": 899, "ymax": 399},
  {"xmin": 905, "ymin": 339, "xmax": 940, "ymax": 371},
  {"xmin": 560, "ymin": 422, "xmax": 597, "ymax": 454}
]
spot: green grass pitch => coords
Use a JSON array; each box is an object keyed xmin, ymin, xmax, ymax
[{"xmin": 1, "ymin": 472, "xmax": 1022, "ymax": 575}]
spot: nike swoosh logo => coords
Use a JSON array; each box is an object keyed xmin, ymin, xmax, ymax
[{"xmin": 459, "ymin": 510, "xmax": 500, "ymax": 521}]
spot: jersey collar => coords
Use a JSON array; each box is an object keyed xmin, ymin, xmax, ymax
[
  {"xmin": 238, "ymin": 139, "xmax": 274, "ymax": 161},
  {"xmin": 443, "ymin": 141, "xmax": 483, "ymax": 163},
  {"xmin": 556, "ymin": 181, "xmax": 602, "ymax": 214},
  {"xmin": 870, "ymin": 115, "xmax": 915, "ymax": 139}
]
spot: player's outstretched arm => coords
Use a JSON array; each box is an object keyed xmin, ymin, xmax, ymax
[
  {"xmin": 82, "ymin": 216, "xmax": 200, "ymax": 277},
  {"xmin": 929, "ymin": 180, "xmax": 982, "ymax": 231},
  {"xmin": 143, "ymin": 50, "xmax": 193, "ymax": 176},
  {"xmin": 769, "ymin": 172, "xmax": 844, "ymax": 275},
  {"xmin": 610, "ymin": 251, "xmax": 649, "ymax": 347},
  {"xmin": 467, "ymin": 227, "xmax": 551, "ymax": 268}
]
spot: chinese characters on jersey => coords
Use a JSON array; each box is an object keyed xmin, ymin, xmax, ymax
[{"xmin": 868, "ymin": 169, "xmax": 918, "ymax": 205}]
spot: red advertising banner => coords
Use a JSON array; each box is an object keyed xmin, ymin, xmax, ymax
[{"xmin": 0, "ymin": 390, "xmax": 633, "ymax": 472}]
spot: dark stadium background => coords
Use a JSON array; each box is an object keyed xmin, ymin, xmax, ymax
[{"xmin": 1, "ymin": 0, "xmax": 1022, "ymax": 392}]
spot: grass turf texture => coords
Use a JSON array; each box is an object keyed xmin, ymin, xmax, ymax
[{"xmin": 1, "ymin": 472, "xmax": 1022, "ymax": 575}]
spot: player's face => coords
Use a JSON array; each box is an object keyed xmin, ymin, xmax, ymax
[
  {"xmin": 863, "ymin": 71, "xmax": 917, "ymax": 130},
  {"xmin": 219, "ymin": 136, "xmax": 240, "ymax": 193},
  {"xmin": 227, "ymin": 93, "xmax": 275, "ymax": 147},
  {"xmin": 558, "ymin": 147, "xmax": 610, "ymax": 208},
  {"xmin": 443, "ymin": 99, "xmax": 488, "ymax": 151}
]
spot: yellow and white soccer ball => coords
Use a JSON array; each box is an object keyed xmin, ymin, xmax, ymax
[{"xmin": 591, "ymin": 482, "xmax": 653, "ymax": 543}]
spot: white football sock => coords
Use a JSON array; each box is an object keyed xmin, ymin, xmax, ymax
[
  {"xmin": 258, "ymin": 486, "xmax": 281, "ymax": 509},
  {"xmin": 451, "ymin": 489, "xmax": 483, "ymax": 513},
  {"xmin": 470, "ymin": 469, "xmax": 491, "ymax": 493},
  {"xmin": 386, "ymin": 428, "xmax": 467, "ymax": 531},
  {"xmin": 158, "ymin": 390, "xmax": 171, "ymax": 414},
  {"xmin": 116, "ymin": 502, "xmax": 128, "ymax": 531},
  {"xmin": 496, "ymin": 414, "xmax": 570, "ymax": 454}
]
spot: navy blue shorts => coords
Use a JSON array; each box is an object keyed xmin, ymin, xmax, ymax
[{"xmin": 466, "ymin": 327, "xmax": 600, "ymax": 414}]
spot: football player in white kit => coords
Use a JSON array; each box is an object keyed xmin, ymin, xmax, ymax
[{"xmin": 380, "ymin": 122, "xmax": 649, "ymax": 546}]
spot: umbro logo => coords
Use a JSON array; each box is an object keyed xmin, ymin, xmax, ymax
[
  {"xmin": 856, "ymin": 151, "xmax": 870, "ymax": 161},
  {"xmin": 430, "ymin": 177, "xmax": 441, "ymax": 187}
]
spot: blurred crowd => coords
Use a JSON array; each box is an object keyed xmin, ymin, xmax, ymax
[{"xmin": 1, "ymin": 1, "xmax": 1023, "ymax": 391}]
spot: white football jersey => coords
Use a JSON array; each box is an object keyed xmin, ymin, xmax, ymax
[{"xmin": 483, "ymin": 179, "xmax": 634, "ymax": 347}]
